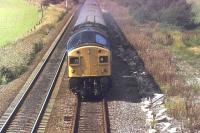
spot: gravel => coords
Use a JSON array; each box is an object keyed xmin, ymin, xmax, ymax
[
  {"xmin": 108, "ymin": 101, "xmax": 147, "ymax": 133},
  {"xmin": 103, "ymin": 10, "xmax": 163, "ymax": 132},
  {"xmin": 105, "ymin": 16, "xmax": 149, "ymax": 132},
  {"xmin": 106, "ymin": 42, "xmax": 148, "ymax": 132}
]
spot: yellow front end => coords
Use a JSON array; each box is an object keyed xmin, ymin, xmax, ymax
[{"xmin": 68, "ymin": 45, "xmax": 111, "ymax": 78}]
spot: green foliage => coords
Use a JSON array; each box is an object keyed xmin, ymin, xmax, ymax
[
  {"xmin": 0, "ymin": 40, "xmax": 44, "ymax": 85},
  {"xmin": 188, "ymin": 0, "xmax": 200, "ymax": 23},
  {"xmin": 0, "ymin": 65, "xmax": 27, "ymax": 85},
  {"xmin": 181, "ymin": 31, "xmax": 200, "ymax": 47},
  {"xmin": 117, "ymin": 0, "xmax": 199, "ymax": 28},
  {"xmin": 33, "ymin": 40, "xmax": 44, "ymax": 54},
  {"xmin": 29, "ymin": 40, "xmax": 44, "ymax": 63},
  {"xmin": 0, "ymin": 67, "xmax": 14, "ymax": 84},
  {"xmin": 184, "ymin": 38, "xmax": 200, "ymax": 47},
  {"xmin": 14, "ymin": 65, "xmax": 27, "ymax": 78}
]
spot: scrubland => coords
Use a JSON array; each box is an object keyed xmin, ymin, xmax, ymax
[{"xmin": 100, "ymin": 0, "xmax": 200, "ymax": 131}]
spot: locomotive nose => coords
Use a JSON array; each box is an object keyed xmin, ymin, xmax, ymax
[{"xmin": 68, "ymin": 46, "xmax": 111, "ymax": 77}]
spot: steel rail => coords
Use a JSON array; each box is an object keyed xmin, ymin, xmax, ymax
[
  {"xmin": 103, "ymin": 98, "xmax": 110, "ymax": 133},
  {"xmin": 72, "ymin": 98, "xmax": 110, "ymax": 133},
  {"xmin": 71, "ymin": 97, "xmax": 81, "ymax": 133},
  {"xmin": 31, "ymin": 50, "xmax": 67, "ymax": 133}
]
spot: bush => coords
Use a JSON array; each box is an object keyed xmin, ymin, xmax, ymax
[
  {"xmin": 182, "ymin": 32, "xmax": 200, "ymax": 47},
  {"xmin": 40, "ymin": 24, "xmax": 54, "ymax": 35},
  {"xmin": 0, "ymin": 67, "xmax": 14, "ymax": 84},
  {"xmin": 125, "ymin": 0, "xmax": 198, "ymax": 28},
  {"xmin": 0, "ymin": 65, "xmax": 27, "ymax": 85},
  {"xmin": 33, "ymin": 40, "xmax": 44, "ymax": 54},
  {"xmin": 14, "ymin": 65, "xmax": 27, "ymax": 78},
  {"xmin": 29, "ymin": 40, "xmax": 44, "ymax": 65},
  {"xmin": 57, "ymin": 11, "xmax": 67, "ymax": 22}
]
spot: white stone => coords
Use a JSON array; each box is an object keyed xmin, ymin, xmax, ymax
[
  {"xmin": 148, "ymin": 129, "xmax": 157, "ymax": 133},
  {"xmin": 156, "ymin": 115, "xmax": 168, "ymax": 121},
  {"xmin": 141, "ymin": 71, "xmax": 146, "ymax": 75},
  {"xmin": 141, "ymin": 105, "xmax": 149, "ymax": 112},
  {"xmin": 152, "ymin": 93, "xmax": 164, "ymax": 102},
  {"xmin": 155, "ymin": 108, "xmax": 167, "ymax": 118},
  {"xmin": 167, "ymin": 127, "xmax": 177, "ymax": 133},
  {"xmin": 146, "ymin": 111, "xmax": 153, "ymax": 120},
  {"xmin": 161, "ymin": 122, "xmax": 171, "ymax": 131}
]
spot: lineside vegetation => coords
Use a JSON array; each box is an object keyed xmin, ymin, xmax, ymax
[
  {"xmin": 0, "ymin": 1, "xmax": 71, "ymax": 85},
  {"xmin": 101, "ymin": 0, "xmax": 200, "ymax": 131}
]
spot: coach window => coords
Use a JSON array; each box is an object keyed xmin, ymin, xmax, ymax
[{"xmin": 96, "ymin": 34, "xmax": 107, "ymax": 45}]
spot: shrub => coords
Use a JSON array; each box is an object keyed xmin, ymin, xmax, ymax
[
  {"xmin": 40, "ymin": 24, "xmax": 54, "ymax": 35},
  {"xmin": 182, "ymin": 32, "xmax": 200, "ymax": 47},
  {"xmin": 0, "ymin": 65, "xmax": 27, "ymax": 85},
  {"xmin": 33, "ymin": 40, "xmax": 44, "ymax": 54},
  {"xmin": 0, "ymin": 67, "xmax": 15, "ymax": 84},
  {"xmin": 29, "ymin": 40, "xmax": 44, "ymax": 64},
  {"xmin": 57, "ymin": 11, "xmax": 67, "ymax": 22},
  {"xmin": 14, "ymin": 65, "xmax": 27, "ymax": 78}
]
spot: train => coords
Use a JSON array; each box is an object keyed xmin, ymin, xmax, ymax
[{"xmin": 67, "ymin": 0, "xmax": 112, "ymax": 98}]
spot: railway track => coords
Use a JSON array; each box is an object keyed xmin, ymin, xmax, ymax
[
  {"xmin": 72, "ymin": 98, "xmax": 110, "ymax": 133},
  {"xmin": 0, "ymin": 10, "xmax": 77, "ymax": 133}
]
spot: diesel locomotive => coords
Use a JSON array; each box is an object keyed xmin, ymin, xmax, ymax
[{"xmin": 67, "ymin": 0, "xmax": 112, "ymax": 98}]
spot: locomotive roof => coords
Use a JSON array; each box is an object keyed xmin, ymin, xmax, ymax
[
  {"xmin": 74, "ymin": 0, "xmax": 106, "ymax": 27},
  {"xmin": 67, "ymin": 29, "xmax": 110, "ymax": 51}
]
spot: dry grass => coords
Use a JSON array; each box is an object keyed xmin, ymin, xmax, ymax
[
  {"xmin": 100, "ymin": 0, "xmax": 200, "ymax": 131},
  {"xmin": 166, "ymin": 96, "xmax": 187, "ymax": 119},
  {"xmin": 101, "ymin": 0, "xmax": 180, "ymax": 95},
  {"xmin": 152, "ymin": 31, "xmax": 174, "ymax": 46},
  {"xmin": 188, "ymin": 46, "xmax": 200, "ymax": 55}
]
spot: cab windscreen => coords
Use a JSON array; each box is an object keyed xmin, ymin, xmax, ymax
[
  {"xmin": 70, "ymin": 57, "xmax": 79, "ymax": 64},
  {"xmin": 99, "ymin": 56, "xmax": 108, "ymax": 63}
]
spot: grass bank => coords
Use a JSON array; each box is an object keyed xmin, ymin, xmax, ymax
[
  {"xmin": 0, "ymin": 0, "xmax": 40, "ymax": 47},
  {"xmin": 0, "ymin": 2, "xmax": 71, "ymax": 84}
]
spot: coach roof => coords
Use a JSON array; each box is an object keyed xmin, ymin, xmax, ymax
[{"xmin": 74, "ymin": 0, "xmax": 106, "ymax": 27}]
